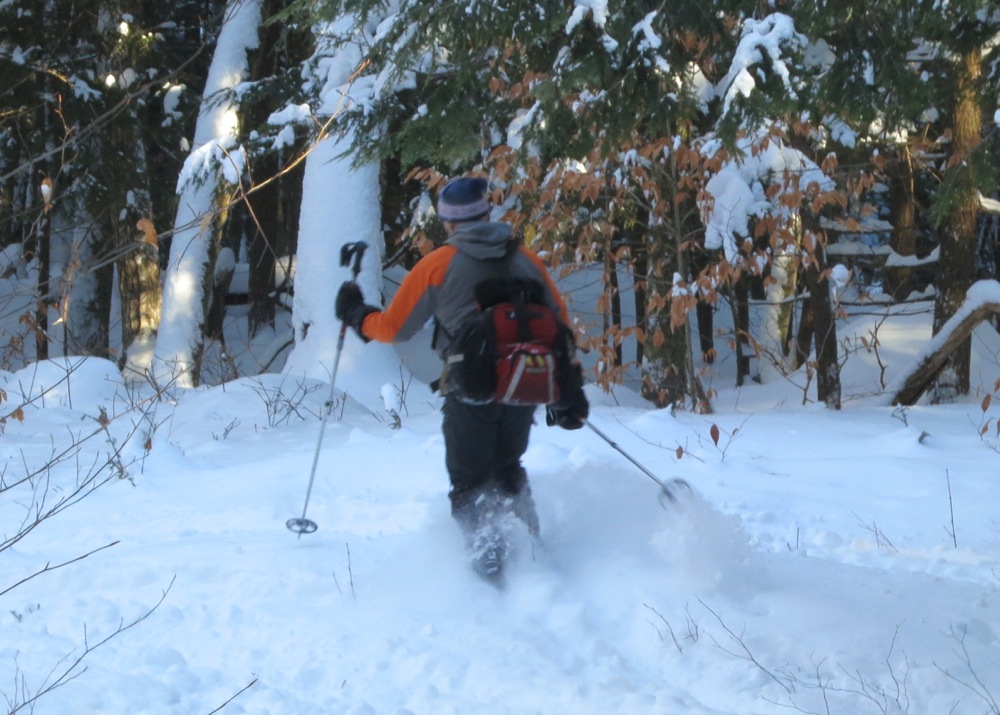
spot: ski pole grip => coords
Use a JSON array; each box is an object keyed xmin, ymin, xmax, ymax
[{"xmin": 340, "ymin": 241, "xmax": 368, "ymax": 281}]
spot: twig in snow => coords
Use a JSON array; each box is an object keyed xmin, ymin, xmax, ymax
[
  {"xmin": 346, "ymin": 542, "xmax": 356, "ymax": 600},
  {"xmin": 644, "ymin": 604, "xmax": 684, "ymax": 655},
  {"xmin": 5, "ymin": 576, "xmax": 175, "ymax": 714},
  {"xmin": 0, "ymin": 541, "xmax": 119, "ymax": 599},
  {"xmin": 206, "ymin": 676, "xmax": 259, "ymax": 714},
  {"xmin": 697, "ymin": 597, "xmax": 792, "ymax": 694},
  {"xmin": 944, "ymin": 469, "xmax": 958, "ymax": 548},
  {"xmin": 935, "ymin": 623, "xmax": 1000, "ymax": 714},
  {"xmin": 854, "ymin": 514, "xmax": 898, "ymax": 552}
]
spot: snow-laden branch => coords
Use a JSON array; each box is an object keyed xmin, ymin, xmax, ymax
[
  {"xmin": 717, "ymin": 13, "xmax": 807, "ymax": 116},
  {"xmin": 699, "ymin": 132, "xmax": 833, "ymax": 263}
]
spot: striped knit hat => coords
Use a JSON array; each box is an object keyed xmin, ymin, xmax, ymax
[{"xmin": 437, "ymin": 177, "xmax": 490, "ymax": 222}]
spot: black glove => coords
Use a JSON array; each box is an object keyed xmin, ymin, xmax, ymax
[
  {"xmin": 335, "ymin": 282, "xmax": 379, "ymax": 340},
  {"xmin": 546, "ymin": 387, "xmax": 589, "ymax": 430}
]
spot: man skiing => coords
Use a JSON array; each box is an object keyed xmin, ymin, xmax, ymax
[{"xmin": 335, "ymin": 175, "xmax": 589, "ymax": 579}]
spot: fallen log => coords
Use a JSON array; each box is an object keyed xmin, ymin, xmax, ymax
[{"xmin": 888, "ymin": 281, "xmax": 1000, "ymax": 405}]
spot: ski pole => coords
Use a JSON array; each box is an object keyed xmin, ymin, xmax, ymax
[
  {"xmin": 287, "ymin": 241, "xmax": 369, "ymax": 536},
  {"xmin": 582, "ymin": 418, "xmax": 689, "ymax": 505}
]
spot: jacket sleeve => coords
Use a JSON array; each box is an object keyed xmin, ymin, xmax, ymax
[{"xmin": 359, "ymin": 246, "xmax": 455, "ymax": 343}]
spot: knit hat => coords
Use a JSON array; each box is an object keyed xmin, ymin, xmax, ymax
[{"xmin": 437, "ymin": 177, "xmax": 490, "ymax": 222}]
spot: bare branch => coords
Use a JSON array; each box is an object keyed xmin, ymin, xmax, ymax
[
  {"xmin": 6, "ymin": 576, "xmax": 176, "ymax": 714},
  {"xmin": 206, "ymin": 677, "xmax": 259, "ymax": 715},
  {"xmin": 697, "ymin": 597, "xmax": 792, "ymax": 694},
  {"xmin": 0, "ymin": 541, "xmax": 119, "ymax": 599}
]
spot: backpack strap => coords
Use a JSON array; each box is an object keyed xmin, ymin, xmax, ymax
[{"xmin": 474, "ymin": 277, "xmax": 546, "ymax": 310}]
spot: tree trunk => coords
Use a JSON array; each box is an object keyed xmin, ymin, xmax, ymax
[
  {"xmin": 794, "ymin": 286, "xmax": 814, "ymax": 371},
  {"xmin": 245, "ymin": 155, "xmax": 279, "ymax": 337},
  {"xmin": 243, "ymin": 0, "xmax": 309, "ymax": 338},
  {"xmin": 802, "ymin": 260, "xmax": 841, "ymax": 409},
  {"xmin": 604, "ymin": 246, "xmax": 623, "ymax": 367},
  {"xmin": 0, "ymin": 175, "xmax": 15, "ymax": 249},
  {"xmin": 731, "ymin": 277, "xmax": 752, "ymax": 386},
  {"xmin": 85, "ymin": 0, "xmax": 165, "ymax": 374},
  {"xmin": 102, "ymin": 110, "xmax": 161, "ymax": 373},
  {"xmin": 59, "ymin": 220, "xmax": 112, "ymax": 359},
  {"xmin": 35, "ymin": 194, "xmax": 51, "ymax": 360},
  {"xmin": 640, "ymin": 224, "xmax": 706, "ymax": 411},
  {"xmin": 688, "ymin": 245, "xmax": 715, "ymax": 363},
  {"xmin": 632, "ymin": 237, "xmax": 647, "ymax": 366},
  {"xmin": 930, "ymin": 47, "xmax": 981, "ymax": 403},
  {"xmin": 884, "ymin": 145, "xmax": 919, "ymax": 301},
  {"xmin": 801, "ymin": 218, "xmax": 841, "ymax": 409},
  {"xmin": 380, "ymin": 153, "xmax": 420, "ymax": 269},
  {"xmin": 118, "ymin": 244, "xmax": 161, "ymax": 362},
  {"xmin": 774, "ymin": 255, "xmax": 799, "ymax": 358},
  {"xmin": 154, "ymin": 0, "xmax": 262, "ymax": 388},
  {"xmin": 32, "ymin": 74, "xmax": 57, "ymax": 361}
]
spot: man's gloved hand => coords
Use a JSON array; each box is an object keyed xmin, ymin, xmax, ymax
[
  {"xmin": 335, "ymin": 282, "xmax": 363, "ymax": 320},
  {"xmin": 335, "ymin": 282, "xmax": 378, "ymax": 340},
  {"xmin": 546, "ymin": 387, "xmax": 589, "ymax": 430}
]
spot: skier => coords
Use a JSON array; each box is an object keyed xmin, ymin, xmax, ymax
[{"xmin": 335, "ymin": 175, "xmax": 589, "ymax": 579}]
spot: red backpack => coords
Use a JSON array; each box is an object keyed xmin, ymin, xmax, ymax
[{"xmin": 446, "ymin": 278, "xmax": 574, "ymax": 406}]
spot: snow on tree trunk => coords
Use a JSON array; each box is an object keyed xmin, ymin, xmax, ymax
[
  {"xmin": 282, "ymin": 131, "xmax": 406, "ymax": 415},
  {"xmin": 283, "ymin": 18, "xmax": 408, "ymax": 418},
  {"xmin": 152, "ymin": 0, "xmax": 261, "ymax": 389}
]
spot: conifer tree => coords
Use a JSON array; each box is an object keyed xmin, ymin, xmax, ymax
[
  {"xmin": 0, "ymin": 0, "xmax": 222, "ymax": 367},
  {"xmin": 785, "ymin": 0, "xmax": 1000, "ymax": 400},
  {"xmin": 237, "ymin": 0, "xmax": 312, "ymax": 340}
]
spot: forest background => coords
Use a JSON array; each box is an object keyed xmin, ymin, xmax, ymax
[
  {"xmin": 3, "ymin": 3, "xmax": 1000, "ymax": 712},
  {"xmin": 2, "ymin": 0, "xmax": 1000, "ymax": 411}
]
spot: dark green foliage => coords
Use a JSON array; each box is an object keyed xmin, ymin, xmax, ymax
[
  {"xmin": 0, "ymin": 0, "xmax": 221, "ymax": 250},
  {"xmin": 298, "ymin": 0, "xmax": 732, "ymax": 171}
]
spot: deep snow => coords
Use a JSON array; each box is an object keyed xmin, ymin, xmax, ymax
[{"xmin": 3, "ymin": 300, "xmax": 1000, "ymax": 715}]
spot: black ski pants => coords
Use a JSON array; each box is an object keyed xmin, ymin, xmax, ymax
[{"xmin": 442, "ymin": 395, "xmax": 535, "ymax": 518}]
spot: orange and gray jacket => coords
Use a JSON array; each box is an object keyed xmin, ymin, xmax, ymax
[{"xmin": 359, "ymin": 221, "xmax": 570, "ymax": 359}]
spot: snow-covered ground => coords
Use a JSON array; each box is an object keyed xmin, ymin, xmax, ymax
[{"xmin": 2, "ymin": 302, "xmax": 1000, "ymax": 714}]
